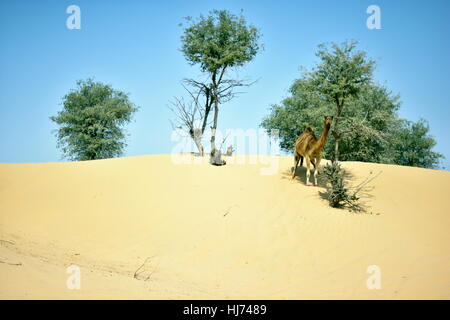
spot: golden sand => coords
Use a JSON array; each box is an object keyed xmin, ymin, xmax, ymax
[{"xmin": 1, "ymin": 155, "xmax": 449, "ymax": 299}]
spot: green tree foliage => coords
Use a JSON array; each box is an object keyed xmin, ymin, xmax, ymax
[
  {"xmin": 261, "ymin": 42, "xmax": 444, "ymax": 169},
  {"xmin": 181, "ymin": 10, "xmax": 261, "ymax": 74},
  {"xmin": 261, "ymin": 79, "xmax": 399, "ymax": 162},
  {"xmin": 311, "ymin": 40, "xmax": 375, "ymax": 161},
  {"xmin": 391, "ymin": 119, "xmax": 443, "ymax": 168},
  {"xmin": 261, "ymin": 77, "xmax": 329, "ymax": 153},
  {"xmin": 51, "ymin": 79, "xmax": 138, "ymax": 161},
  {"xmin": 324, "ymin": 84, "xmax": 401, "ymax": 163},
  {"xmin": 180, "ymin": 10, "xmax": 262, "ymax": 157}
]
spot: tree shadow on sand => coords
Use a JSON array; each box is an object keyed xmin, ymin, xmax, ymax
[
  {"xmin": 318, "ymin": 168, "xmax": 382, "ymax": 214},
  {"xmin": 282, "ymin": 162, "xmax": 382, "ymax": 214}
]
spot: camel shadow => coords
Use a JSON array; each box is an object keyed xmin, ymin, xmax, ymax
[{"xmin": 281, "ymin": 165, "xmax": 328, "ymax": 189}]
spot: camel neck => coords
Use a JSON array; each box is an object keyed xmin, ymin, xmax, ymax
[{"xmin": 317, "ymin": 123, "xmax": 330, "ymax": 147}]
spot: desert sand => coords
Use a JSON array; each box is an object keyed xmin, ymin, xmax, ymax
[{"xmin": 0, "ymin": 154, "xmax": 449, "ymax": 299}]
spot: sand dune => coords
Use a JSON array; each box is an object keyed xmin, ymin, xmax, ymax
[{"xmin": 0, "ymin": 154, "xmax": 449, "ymax": 299}]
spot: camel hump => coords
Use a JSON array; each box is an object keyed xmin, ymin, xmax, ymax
[{"xmin": 302, "ymin": 125, "xmax": 317, "ymax": 140}]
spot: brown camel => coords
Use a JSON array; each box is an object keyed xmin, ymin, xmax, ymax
[{"xmin": 291, "ymin": 116, "xmax": 333, "ymax": 186}]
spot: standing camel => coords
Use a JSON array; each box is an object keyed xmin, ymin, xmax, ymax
[{"xmin": 291, "ymin": 116, "xmax": 333, "ymax": 186}]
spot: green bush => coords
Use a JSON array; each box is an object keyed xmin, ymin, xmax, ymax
[{"xmin": 322, "ymin": 162, "xmax": 359, "ymax": 209}]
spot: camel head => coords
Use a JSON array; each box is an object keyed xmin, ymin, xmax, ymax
[{"xmin": 324, "ymin": 116, "xmax": 333, "ymax": 129}]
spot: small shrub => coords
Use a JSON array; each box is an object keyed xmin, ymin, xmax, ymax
[{"xmin": 322, "ymin": 162, "xmax": 359, "ymax": 209}]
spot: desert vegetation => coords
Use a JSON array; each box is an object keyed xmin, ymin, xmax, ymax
[
  {"xmin": 261, "ymin": 41, "xmax": 444, "ymax": 169},
  {"xmin": 51, "ymin": 79, "xmax": 138, "ymax": 161},
  {"xmin": 171, "ymin": 10, "xmax": 262, "ymax": 164},
  {"xmin": 2, "ymin": 4, "xmax": 449, "ymax": 301},
  {"xmin": 48, "ymin": 12, "xmax": 443, "ymax": 171}
]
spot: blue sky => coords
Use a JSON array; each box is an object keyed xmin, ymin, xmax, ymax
[{"xmin": 1, "ymin": 0, "xmax": 449, "ymax": 168}]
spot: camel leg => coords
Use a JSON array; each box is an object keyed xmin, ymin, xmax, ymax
[
  {"xmin": 300, "ymin": 156, "xmax": 304, "ymax": 167},
  {"xmin": 314, "ymin": 157, "xmax": 321, "ymax": 186},
  {"xmin": 305, "ymin": 156, "xmax": 312, "ymax": 186},
  {"xmin": 292, "ymin": 152, "xmax": 300, "ymax": 179}
]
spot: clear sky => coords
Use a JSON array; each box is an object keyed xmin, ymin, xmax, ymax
[{"xmin": 1, "ymin": 0, "xmax": 449, "ymax": 168}]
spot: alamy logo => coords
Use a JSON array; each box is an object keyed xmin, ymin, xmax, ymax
[
  {"xmin": 66, "ymin": 264, "xmax": 81, "ymax": 289},
  {"xmin": 66, "ymin": 5, "xmax": 81, "ymax": 30},
  {"xmin": 170, "ymin": 128, "xmax": 281, "ymax": 175},
  {"xmin": 366, "ymin": 265, "xmax": 381, "ymax": 289},
  {"xmin": 366, "ymin": 5, "xmax": 381, "ymax": 30}
]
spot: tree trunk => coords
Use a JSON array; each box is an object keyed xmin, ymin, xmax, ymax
[
  {"xmin": 209, "ymin": 149, "xmax": 226, "ymax": 166},
  {"xmin": 333, "ymin": 136, "xmax": 340, "ymax": 163},
  {"xmin": 193, "ymin": 135, "xmax": 204, "ymax": 156},
  {"xmin": 332, "ymin": 99, "xmax": 344, "ymax": 163},
  {"xmin": 201, "ymin": 87, "xmax": 212, "ymax": 135},
  {"xmin": 210, "ymin": 72, "xmax": 219, "ymax": 157},
  {"xmin": 210, "ymin": 102, "xmax": 219, "ymax": 156}
]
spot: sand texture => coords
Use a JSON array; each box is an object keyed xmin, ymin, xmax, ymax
[{"xmin": 1, "ymin": 155, "xmax": 449, "ymax": 299}]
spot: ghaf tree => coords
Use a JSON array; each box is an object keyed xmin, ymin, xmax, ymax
[
  {"xmin": 51, "ymin": 79, "xmax": 138, "ymax": 161},
  {"xmin": 312, "ymin": 40, "xmax": 375, "ymax": 162},
  {"xmin": 180, "ymin": 10, "xmax": 262, "ymax": 158}
]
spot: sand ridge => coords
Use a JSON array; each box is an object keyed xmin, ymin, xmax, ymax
[{"xmin": 1, "ymin": 154, "xmax": 449, "ymax": 299}]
